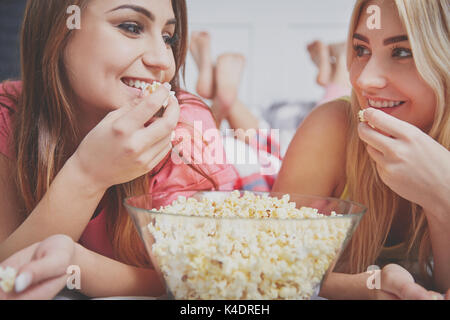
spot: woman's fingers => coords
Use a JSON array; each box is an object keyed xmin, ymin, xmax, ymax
[
  {"xmin": 143, "ymin": 141, "xmax": 173, "ymax": 172},
  {"xmin": 13, "ymin": 274, "xmax": 68, "ymax": 300},
  {"xmin": 0, "ymin": 243, "xmax": 40, "ymax": 269},
  {"xmin": 380, "ymin": 264, "xmax": 439, "ymax": 300},
  {"xmin": 113, "ymin": 86, "xmax": 171, "ymax": 132},
  {"xmin": 362, "ymin": 108, "xmax": 411, "ymax": 139},
  {"xmin": 358, "ymin": 122, "xmax": 395, "ymax": 155},
  {"xmin": 398, "ymin": 282, "xmax": 436, "ymax": 300},
  {"xmin": 14, "ymin": 251, "xmax": 70, "ymax": 293},
  {"xmin": 135, "ymin": 96, "xmax": 180, "ymax": 148},
  {"xmin": 15, "ymin": 235, "xmax": 74, "ymax": 293},
  {"xmin": 365, "ymin": 144, "xmax": 385, "ymax": 166}
]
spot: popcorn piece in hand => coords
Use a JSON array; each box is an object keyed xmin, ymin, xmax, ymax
[
  {"xmin": 358, "ymin": 109, "xmax": 366, "ymax": 122},
  {"xmin": 358, "ymin": 109, "xmax": 376, "ymax": 129},
  {"xmin": 142, "ymin": 82, "xmax": 177, "ymax": 117},
  {"xmin": 0, "ymin": 266, "xmax": 18, "ymax": 293}
]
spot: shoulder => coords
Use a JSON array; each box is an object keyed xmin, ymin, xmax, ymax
[
  {"xmin": 288, "ymin": 99, "xmax": 351, "ymax": 155},
  {"xmin": 176, "ymin": 90, "xmax": 216, "ymax": 131},
  {"xmin": 272, "ymin": 99, "xmax": 351, "ymax": 196},
  {"xmin": 301, "ymin": 98, "xmax": 351, "ymax": 135}
]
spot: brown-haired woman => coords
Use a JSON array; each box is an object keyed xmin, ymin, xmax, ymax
[{"xmin": 0, "ymin": 0, "xmax": 238, "ymax": 298}]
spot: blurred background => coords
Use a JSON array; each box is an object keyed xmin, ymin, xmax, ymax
[
  {"xmin": 185, "ymin": 0, "xmax": 354, "ymax": 113},
  {"xmin": 0, "ymin": 0, "xmax": 27, "ymax": 83},
  {"xmin": 0, "ymin": 0, "xmax": 354, "ymax": 113}
]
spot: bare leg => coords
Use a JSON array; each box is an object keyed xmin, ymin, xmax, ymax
[
  {"xmin": 189, "ymin": 31, "xmax": 215, "ymax": 99},
  {"xmin": 328, "ymin": 42, "xmax": 350, "ymax": 89},
  {"xmin": 315, "ymin": 42, "xmax": 351, "ymax": 106},
  {"xmin": 307, "ymin": 40, "xmax": 332, "ymax": 87},
  {"xmin": 211, "ymin": 53, "xmax": 246, "ymax": 126},
  {"xmin": 227, "ymin": 99, "xmax": 259, "ymax": 142}
]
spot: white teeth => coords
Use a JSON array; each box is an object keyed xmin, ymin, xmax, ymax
[
  {"xmin": 124, "ymin": 79, "xmax": 177, "ymax": 104},
  {"xmin": 368, "ymin": 99, "xmax": 402, "ymax": 108}
]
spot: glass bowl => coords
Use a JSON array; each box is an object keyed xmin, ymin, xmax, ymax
[{"xmin": 124, "ymin": 191, "xmax": 366, "ymax": 300}]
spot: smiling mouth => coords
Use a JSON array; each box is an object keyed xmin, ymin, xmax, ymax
[
  {"xmin": 367, "ymin": 98, "xmax": 406, "ymax": 108},
  {"xmin": 121, "ymin": 77, "xmax": 176, "ymax": 114},
  {"xmin": 121, "ymin": 77, "xmax": 158, "ymax": 91}
]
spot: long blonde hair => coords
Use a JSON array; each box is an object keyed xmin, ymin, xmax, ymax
[{"xmin": 338, "ymin": 0, "xmax": 450, "ymax": 286}]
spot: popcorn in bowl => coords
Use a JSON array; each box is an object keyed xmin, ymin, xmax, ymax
[{"xmin": 125, "ymin": 191, "xmax": 366, "ymax": 300}]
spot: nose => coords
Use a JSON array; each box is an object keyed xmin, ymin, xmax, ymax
[
  {"xmin": 141, "ymin": 36, "xmax": 172, "ymax": 72},
  {"xmin": 356, "ymin": 56, "xmax": 387, "ymax": 90}
]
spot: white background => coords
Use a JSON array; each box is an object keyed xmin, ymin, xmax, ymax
[{"xmin": 184, "ymin": 0, "xmax": 355, "ymax": 112}]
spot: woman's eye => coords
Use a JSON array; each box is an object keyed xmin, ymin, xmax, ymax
[
  {"xmin": 118, "ymin": 22, "xmax": 143, "ymax": 35},
  {"xmin": 163, "ymin": 33, "xmax": 178, "ymax": 47},
  {"xmin": 353, "ymin": 45, "xmax": 370, "ymax": 57},
  {"xmin": 392, "ymin": 47, "xmax": 412, "ymax": 59}
]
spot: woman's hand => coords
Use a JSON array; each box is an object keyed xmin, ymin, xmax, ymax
[
  {"xmin": 357, "ymin": 108, "xmax": 450, "ymax": 214},
  {"xmin": 0, "ymin": 234, "xmax": 75, "ymax": 300},
  {"xmin": 71, "ymin": 85, "xmax": 180, "ymax": 190},
  {"xmin": 372, "ymin": 264, "xmax": 444, "ymax": 300}
]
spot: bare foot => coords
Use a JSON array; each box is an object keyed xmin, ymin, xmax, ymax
[
  {"xmin": 212, "ymin": 53, "xmax": 246, "ymax": 125},
  {"xmin": 329, "ymin": 42, "xmax": 351, "ymax": 89},
  {"xmin": 307, "ymin": 40, "xmax": 332, "ymax": 87},
  {"xmin": 189, "ymin": 31, "xmax": 215, "ymax": 99}
]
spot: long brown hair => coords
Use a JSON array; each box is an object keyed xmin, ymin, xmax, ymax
[
  {"xmin": 337, "ymin": 0, "xmax": 449, "ymax": 287},
  {"xmin": 3, "ymin": 0, "xmax": 217, "ymax": 268}
]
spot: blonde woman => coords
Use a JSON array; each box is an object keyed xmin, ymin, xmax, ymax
[{"xmin": 273, "ymin": 0, "xmax": 450, "ymax": 299}]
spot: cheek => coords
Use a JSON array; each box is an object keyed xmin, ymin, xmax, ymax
[
  {"xmin": 349, "ymin": 63, "xmax": 360, "ymax": 89},
  {"xmin": 412, "ymin": 81, "xmax": 436, "ymax": 127},
  {"xmin": 391, "ymin": 68, "xmax": 436, "ymax": 129},
  {"xmin": 349, "ymin": 61, "xmax": 365, "ymax": 105},
  {"xmin": 166, "ymin": 52, "xmax": 177, "ymax": 82},
  {"xmin": 64, "ymin": 28, "xmax": 135, "ymax": 107}
]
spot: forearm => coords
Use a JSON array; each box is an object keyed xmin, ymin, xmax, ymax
[
  {"xmin": 73, "ymin": 243, "xmax": 165, "ymax": 298},
  {"xmin": 0, "ymin": 156, "xmax": 107, "ymax": 261},
  {"xmin": 319, "ymin": 272, "xmax": 374, "ymax": 300},
  {"xmin": 424, "ymin": 203, "xmax": 450, "ymax": 292}
]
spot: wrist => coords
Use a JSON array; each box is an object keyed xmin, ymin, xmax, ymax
[
  {"xmin": 63, "ymin": 155, "xmax": 108, "ymax": 197},
  {"xmin": 422, "ymin": 191, "xmax": 450, "ymax": 222}
]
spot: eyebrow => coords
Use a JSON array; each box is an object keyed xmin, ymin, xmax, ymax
[
  {"xmin": 107, "ymin": 5, "xmax": 176, "ymax": 25},
  {"xmin": 353, "ymin": 33, "xmax": 369, "ymax": 43},
  {"xmin": 383, "ymin": 35, "xmax": 408, "ymax": 45},
  {"xmin": 353, "ymin": 33, "xmax": 409, "ymax": 46}
]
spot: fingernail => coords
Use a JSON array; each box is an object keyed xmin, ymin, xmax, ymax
[
  {"xmin": 15, "ymin": 272, "xmax": 32, "ymax": 293},
  {"xmin": 163, "ymin": 82, "xmax": 172, "ymax": 90}
]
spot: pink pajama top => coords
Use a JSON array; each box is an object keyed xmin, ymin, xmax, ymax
[{"xmin": 0, "ymin": 81, "xmax": 239, "ymax": 261}]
